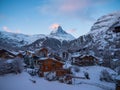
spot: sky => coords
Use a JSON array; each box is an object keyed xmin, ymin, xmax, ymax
[{"xmin": 0, "ymin": 0, "xmax": 120, "ymax": 38}]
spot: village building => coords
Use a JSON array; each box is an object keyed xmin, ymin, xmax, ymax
[
  {"xmin": 32, "ymin": 48, "xmax": 71, "ymax": 79},
  {"xmin": 0, "ymin": 49, "xmax": 16, "ymax": 59},
  {"xmin": 36, "ymin": 58, "xmax": 64, "ymax": 77},
  {"xmin": 71, "ymin": 55, "xmax": 98, "ymax": 66},
  {"xmin": 22, "ymin": 47, "xmax": 72, "ymax": 83}
]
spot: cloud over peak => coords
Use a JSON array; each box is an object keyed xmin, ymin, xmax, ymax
[
  {"xmin": 49, "ymin": 23, "xmax": 60, "ymax": 30},
  {"xmin": 2, "ymin": 26, "xmax": 21, "ymax": 33}
]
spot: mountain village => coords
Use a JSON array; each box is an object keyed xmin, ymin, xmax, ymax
[{"xmin": 0, "ymin": 11, "xmax": 120, "ymax": 90}]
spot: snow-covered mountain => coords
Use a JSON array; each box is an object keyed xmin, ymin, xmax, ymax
[
  {"xmin": 91, "ymin": 11, "xmax": 120, "ymax": 32},
  {"xmin": 0, "ymin": 30, "xmax": 46, "ymax": 49},
  {"xmin": 88, "ymin": 11, "xmax": 120, "ymax": 50},
  {"xmin": 49, "ymin": 26, "xmax": 75, "ymax": 41},
  {"xmin": 69, "ymin": 11, "xmax": 120, "ymax": 68},
  {"xmin": 0, "ymin": 26, "xmax": 75, "ymax": 50}
]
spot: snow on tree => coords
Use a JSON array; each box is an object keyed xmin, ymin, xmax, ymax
[
  {"xmin": 70, "ymin": 66, "xmax": 80, "ymax": 74},
  {"xmin": 44, "ymin": 72, "xmax": 56, "ymax": 81},
  {"xmin": 115, "ymin": 66, "xmax": 120, "ymax": 75},
  {"xmin": 0, "ymin": 57, "xmax": 24, "ymax": 75},
  {"xmin": 100, "ymin": 69, "xmax": 113, "ymax": 82},
  {"xmin": 84, "ymin": 71, "xmax": 90, "ymax": 79}
]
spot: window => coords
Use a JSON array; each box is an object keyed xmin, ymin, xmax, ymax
[
  {"xmin": 113, "ymin": 26, "xmax": 120, "ymax": 33},
  {"xmin": 45, "ymin": 66, "xmax": 48, "ymax": 70},
  {"xmin": 52, "ymin": 62, "xmax": 56, "ymax": 67}
]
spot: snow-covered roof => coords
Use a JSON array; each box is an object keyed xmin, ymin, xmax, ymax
[
  {"xmin": 80, "ymin": 55, "xmax": 95, "ymax": 58},
  {"xmin": 71, "ymin": 54, "xmax": 81, "ymax": 58},
  {"xmin": 113, "ymin": 59, "xmax": 119, "ymax": 62},
  {"xmin": 38, "ymin": 57, "xmax": 64, "ymax": 64},
  {"xmin": 39, "ymin": 57, "xmax": 48, "ymax": 60}
]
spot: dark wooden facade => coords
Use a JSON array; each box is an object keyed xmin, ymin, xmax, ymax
[
  {"xmin": 72, "ymin": 55, "xmax": 98, "ymax": 66},
  {"xmin": 113, "ymin": 26, "xmax": 120, "ymax": 33},
  {"xmin": 56, "ymin": 69, "xmax": 70, "ymax": 77},
  {"xmin": 0, "ymin": 49, "xmax": 16, "ymax": 59},
  {"xmin": 37, "ymin": 58, "xmax": 64, "ymax": 77}
]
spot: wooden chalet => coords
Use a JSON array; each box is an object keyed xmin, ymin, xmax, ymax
[
  {"xmin": 33, "ymin": 48, "xmax": 71, "ymax": 80},
  {"xmin": 0, "ymin": 49, "xmax": 16, "ymax": 59},
  {"xmin": 37, "ymin": 58, "xmax": 64, "ymax": 77},
  {"xmin": 72, "ymin": 55, "xmax": 98, "ymax": 66}
]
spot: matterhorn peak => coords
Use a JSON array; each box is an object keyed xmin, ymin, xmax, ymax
[
  {"xmin": 49, "ymin": 25, "xmax": 75, "ymax": 41},
  {"xmin": 50, "ymin": 26, "xmax": 67, "ymax": 35}
]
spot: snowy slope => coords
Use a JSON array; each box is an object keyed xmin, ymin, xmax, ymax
[
  {"xmin": 91, "ymin": 11, "xmax": 120, "ymax": 32},
  {"xmin": 49, "ymin": 26, "xmax": 75, "ymax": 41},
  {"xmin": 89, "ymin": 11, "xmax": 120, "ymax": 41},
  {"xmin": 0, "ymin": 66, "xmax": 116, "ymax": 90},
  {"xmin": 0, "ymin": 30, "xmax": 46, "ymax": 47},
  {"xmin": 91, "ymin": 11, "xmax": 120, "ymax": 51},
  {"xmin": 74, "ymin": 66, "xmax": 116, "ymax": 89}
]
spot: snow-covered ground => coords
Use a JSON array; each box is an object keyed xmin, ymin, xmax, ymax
[
  {"xmin": 0, "ymin": 66, "xmax": 116, "ymax": 90},
  {"xmin": 73, "ymin": 66, "xmax": 116, "ymax": 90}
]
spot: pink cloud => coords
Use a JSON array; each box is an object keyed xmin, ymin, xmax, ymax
[
  {"xmin": 67, "ymin": 29, "xmax": 76, "ymax": 33},
  {"xmin": 59, "ymin": 0, "xmax": 88, "ymax": 13},
  {"xmin": 38, "ymin": 0, "xmax": 89, "ymax": 16},
  {"xmin": 2, "ymin": 26, "xmax": 21, "ymax": 33},
  {"xmin": 2, "ymin": 26, "xmax": 11, "ymax": 32},
  {"xmin": 15, "ymin": 30, "xmax": 21, "ymax": 33},
  {"xmin": 49, "ymin": 23, "xmax": 60, "ymax": 30}
]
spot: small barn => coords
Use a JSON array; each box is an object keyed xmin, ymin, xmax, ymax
[
  {"xmin": 37, "ymin": 58, "xmax": 64, "ymax": 77},
  {"xmin": 0, "ymin": 49, "xmax": 16, "ymax": 59}
]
